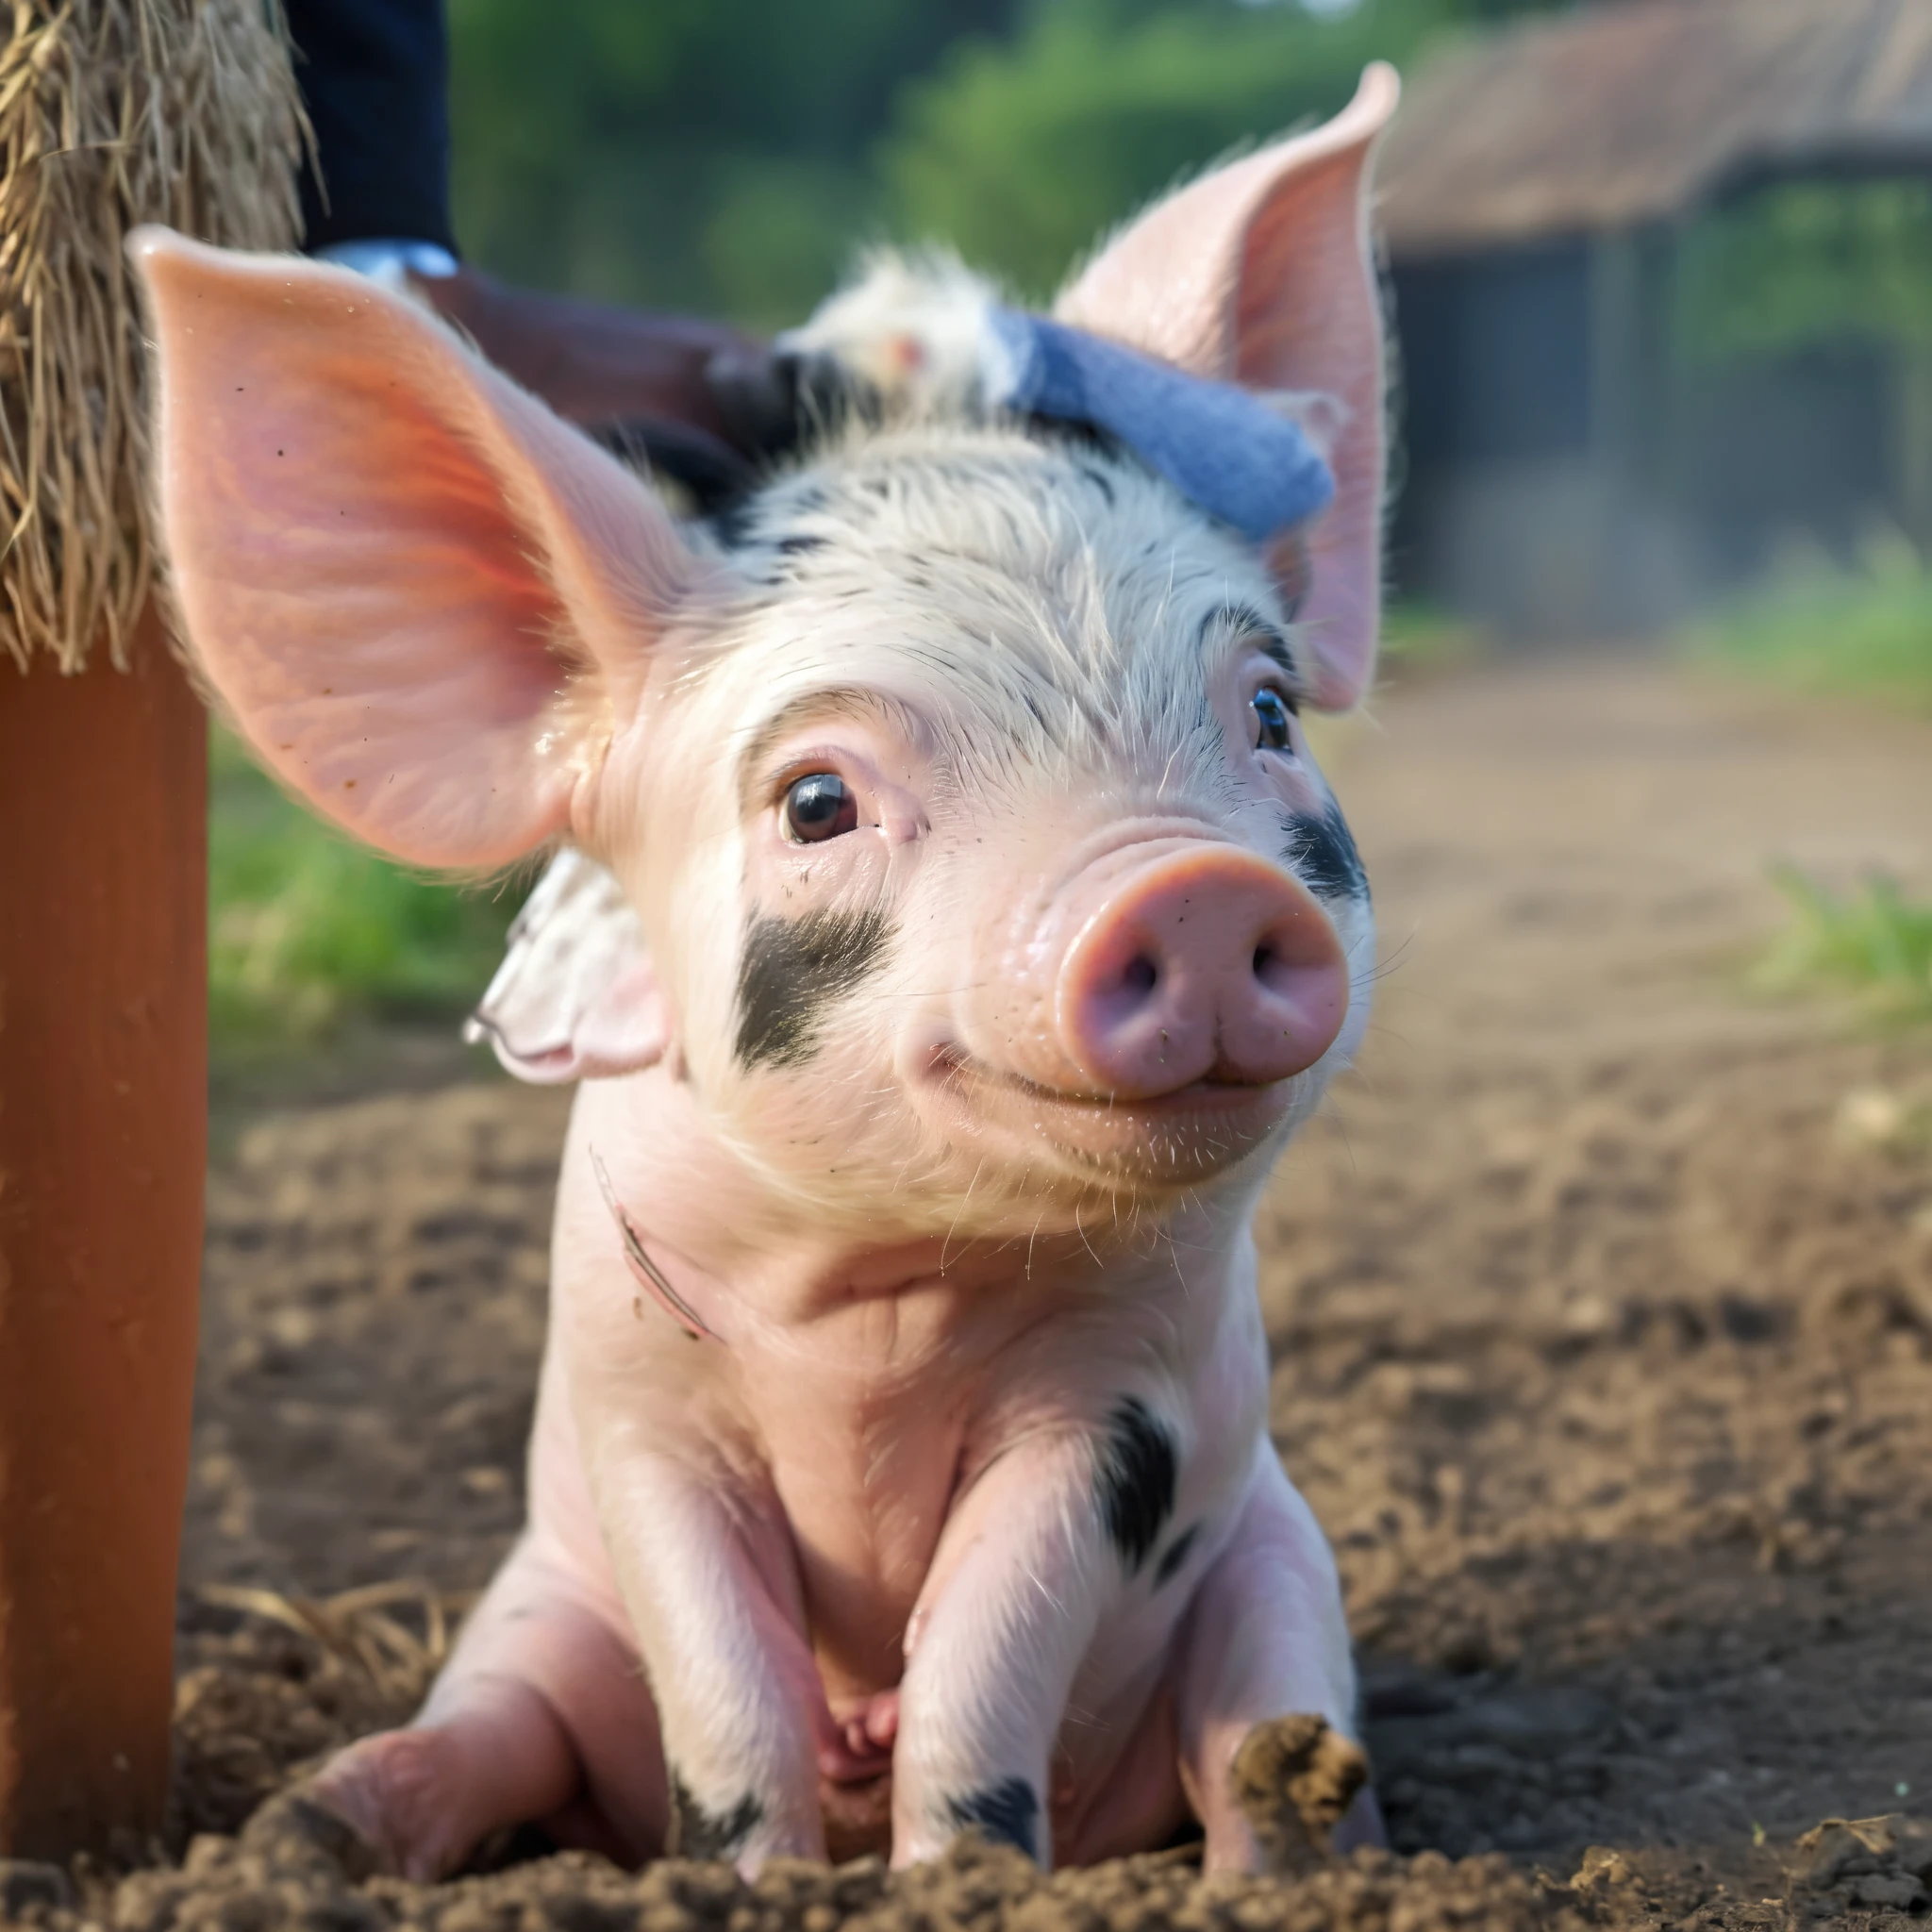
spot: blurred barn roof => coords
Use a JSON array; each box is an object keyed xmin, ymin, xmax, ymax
[{"xmin": 1378, "ymin": 0, "xmax": 1932, "ymax": 258}]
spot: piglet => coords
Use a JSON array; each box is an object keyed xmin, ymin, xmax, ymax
[{"xmin": 133, "ymin": 64, "xmax": 1395, "ymax": 1879}]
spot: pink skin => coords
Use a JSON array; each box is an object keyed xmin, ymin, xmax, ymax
[
  {"xmin": 130, "ymin": 63, "xmax": 1399, "ymax": 1882},
  {"xmin": 312, "ymin": 1141, "xmax": 1362, "ymax": 1873},
  {"xmin": 1054, "ymin": 845, "xmax": 1349, "ymax": 1097},
  {"xmin": 301, "ymin": 679, "xmax": 1375, "ymax": 1878}
]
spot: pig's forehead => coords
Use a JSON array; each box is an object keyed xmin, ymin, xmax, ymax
[
  {"xmin": 711, "ymin": 425, "xmax": 1242, "ymax": 571},
  {"xmin": 686, "ymin": 425, "xmax": 1292, "ymax": 685}
]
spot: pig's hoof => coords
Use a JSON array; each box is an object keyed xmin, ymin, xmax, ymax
[
  {"xmin": 1332, "ymin": 1782, "xmax": 1388, "ymax": 1856},
  {"xmin": 240, "ymin": 1788, "xmax": 382, "ymax": 1881},
  {"xmin": 300, "ymin": 1727, "xmax": 475, "ymax": 1883},
  {"xmin": 1228, "ymin": 1714, "xmax": 1371, "ymax": 1877}
]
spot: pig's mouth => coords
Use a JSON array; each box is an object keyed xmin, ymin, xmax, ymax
[{"xmin": 927, "ymin": 1048, "xmax": 1296, "ymax": 1179}]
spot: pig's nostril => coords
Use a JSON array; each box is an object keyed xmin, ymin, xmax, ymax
[
  {"xmin": 1252, "ymin": 927, "xmax": 1321, "ymax": 997},
  {"xmin": 1255, "ymin": 941, "xmax": 1298, "ymax": 995},
  {"xmin": 1122, "ymin": 953, "xmax": 1158, "ymax": 998}
]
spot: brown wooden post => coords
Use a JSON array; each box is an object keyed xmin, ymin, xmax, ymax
[{"xmin": 0, "ymin": 614, "xmax": 207, "ymax": 1857}]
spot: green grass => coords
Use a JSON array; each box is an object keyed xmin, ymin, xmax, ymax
[
  {"xmin": 1687, "ymin": 529, "xmax": 1932, "ymax": 709},
  {"xmin": 1754, "ymin": 864, "xmax": 1932, "ymax": 1026},
  {"xmin": 209, "ymin": 725, "xmax": 518, "ymax": 1045}
]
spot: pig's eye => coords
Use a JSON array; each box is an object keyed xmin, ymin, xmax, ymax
[
  {"xmin": 781, "ymin": 772, "xmax": 858, "ymax": 842},
  {"xmin": 1250, "ymin": 688, "xmax": 1296, "ymax": 754}
]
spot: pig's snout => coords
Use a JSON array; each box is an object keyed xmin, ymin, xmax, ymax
[{"xmin": 1055, "ymin": 848, "xmax": 1348, "ymax": 1098}]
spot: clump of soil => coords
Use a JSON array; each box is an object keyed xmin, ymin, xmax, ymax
[
  {"xmin": 10, "ymin": 1830, "xmax": 1575, "ymax": 1932},
  {"xmin": 16, "ymin": 656, "xmax": 1930, "ymax": 1932}
]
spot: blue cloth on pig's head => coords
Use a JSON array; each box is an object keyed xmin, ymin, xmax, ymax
[{"xmin": 984, "ymin": 309, "xmax": 1333, "ymax": 545}]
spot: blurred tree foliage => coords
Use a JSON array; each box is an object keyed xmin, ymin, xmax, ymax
[
  {"xmin": 1676, "ymin": 180, "xmax": 1932, "ymax": 365},
  {"xmin": 447, "ymin": 0, "xmax": 1557, "ymax": 328},
  {"xmin": 447, "ymin": 0, "xmax": 1022, "ymax": 324},
  {"xmin": 881, "ymin": 0, "xmax": 1520, "ymax": 303}
]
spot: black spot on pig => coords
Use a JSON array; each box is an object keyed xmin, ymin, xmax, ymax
[
  {"xmin": 667, "ymin": 1771, "xmax": 762, "ymax": 1860},
  {"xmin": 592, "ymin": 420, "xmax": 754, "ymax": 512},
  {"xmin": 1155, "ymin": 1522, "xmax": 1201, "ymax": 1587},
  {"xmin": 946, "ymin": 1777, "xmax": 1040, "ymax": 1858},
  {"xmin": 1097, "ymin": 1396, "xmax": 1176, "ymax": 1574},
  {"xmin": 734, "ymin": 908, "xmax": 891, "ymax": 1071},
  {"xmin": 708, "ymin": 494, "xmax": 766, "ymax": 551},
  {"xmin": 709, "ymin": 349, "xmax": 863, "ymax": 461},
  {"xmin": 1284, "ymin": 801, "xmax": 1368, "ymax": 903},
  {"xmin": 1078, "ymin": 463, "xmax": 1117, "ymax": 506}
]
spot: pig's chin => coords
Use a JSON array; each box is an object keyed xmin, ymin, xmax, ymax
[{"xmin": 925, "ymin": 1050, "xmax": 1298, "ymax": 1188}]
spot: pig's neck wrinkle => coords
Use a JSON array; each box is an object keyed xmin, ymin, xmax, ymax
[
  {"xmin": 720, "ymin": 1267, "xmax": 1082, "ymax": 1396},
  {"xmin": 605, "ymin": 1204, "xmax": 1151, "ymax": 1382},
  {"xmin": 575, "ymin": 1076, "xmax": 1237, "ymax": 1351},
  {"xmin": 719, "ymin": 1230, "xmax": 1191, "ymax": 1377}
]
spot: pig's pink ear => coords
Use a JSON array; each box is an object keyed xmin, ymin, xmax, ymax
[
  {"xmin": 1055, "ymin": 64, "xmax": 1399, "ymax": 711},
  {"xmin": 130, "ymin": 227, "xmax": 704, "ymax": 869},
  {"xmin": 464, "ymin": 852, "xmax": 668, "ymax": 1083}
]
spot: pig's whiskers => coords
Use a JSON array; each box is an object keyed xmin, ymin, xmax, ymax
[{"xmin": 940, "ymin": 1158, "xmax": 987, "ymax": 1274}]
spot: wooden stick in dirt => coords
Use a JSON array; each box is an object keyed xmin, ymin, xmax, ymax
[
  {"xmin": 0, "ymin": 614, "xmax": 206, "ymax": 1857},
  {"xmin": 0, "ymin": 0, "xmax": 303, "ymax": 1856}
]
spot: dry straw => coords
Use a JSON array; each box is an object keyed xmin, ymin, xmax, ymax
[
  {"xmin": 0, "ymin": 0, "xmax": 305, "ymax": 674},
  {"xmin": 199, "ymin": 1580, "xmax": 465, "ymax": 1707}
]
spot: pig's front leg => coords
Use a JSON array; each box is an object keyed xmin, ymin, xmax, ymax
[
  {"xmin": 1175, "ymin": 1445, "xmax": 1376, "ymax": 1875},
  {"xmin": 890, "ymin": 1422, "xmax": 1138, "ymax": 1869},
  {"xmin": 592, "ymin": 1454, "xmax": 830, "ymax": 1871}
]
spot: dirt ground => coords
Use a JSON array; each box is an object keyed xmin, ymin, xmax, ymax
[{"xmin": 13, "ymin": 651, "xmax": 1932, "ymax": 1932}]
